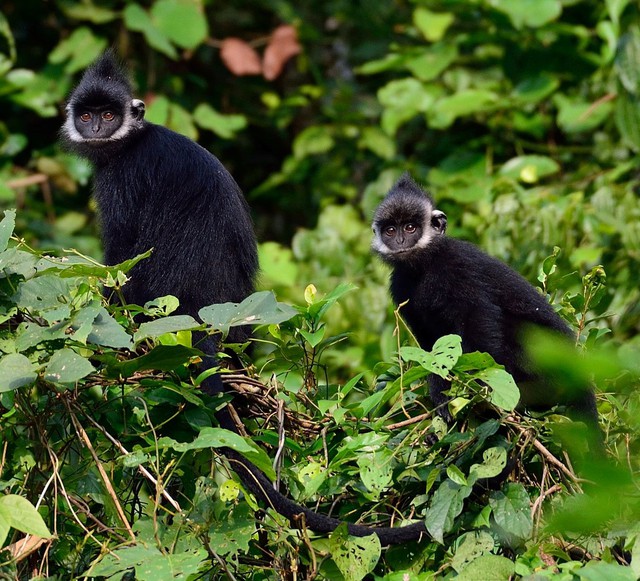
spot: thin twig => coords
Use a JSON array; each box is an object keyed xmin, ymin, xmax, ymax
[
  {"xmin": 386, "ymin": 411, "xmax": 432, "ymax": 431},
  {"xmin": 273, "ymin": 400, "xmax": 286, "ymax": 491},
  {"xmin": 80, "ymin": 407, "xmax": 182, "ymax": 512},
  {"xmin": 67, "ymin": 407, "xmax": 136, "ymax": 541}
]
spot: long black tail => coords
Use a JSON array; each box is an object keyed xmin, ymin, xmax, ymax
[{"xmin": 198, "ymin": 337, "xmax": 427, "ymax": 546}]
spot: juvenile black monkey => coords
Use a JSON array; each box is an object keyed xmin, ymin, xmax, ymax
[
  {"xmin": 372, "ymin": 174, "xmax": 599, "ymax": 432},
  {"xmin": 61, "ymin": 52, "xmax": 427, "ymax": 545}
]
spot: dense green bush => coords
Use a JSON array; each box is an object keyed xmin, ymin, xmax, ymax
[{"xmin": 1, "ymin": 0, "xmax": 640, "ymax": 579}]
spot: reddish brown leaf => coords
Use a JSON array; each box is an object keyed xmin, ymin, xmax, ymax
[
  {"xmin": 220, "ymin": 37, "xmax": 262, "ymax": 76},
  {"xmin": 263, "ymin": 25, "xmax": 302, "ymax": 80}
]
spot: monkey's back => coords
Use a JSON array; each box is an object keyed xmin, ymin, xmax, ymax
[
  {"xmin": 390, "ymin": 237, "xmax": 571, "ymax": 372},
  {"xmin": 91, "ymin": 122, "xmax": 258, "ymax": 317}
]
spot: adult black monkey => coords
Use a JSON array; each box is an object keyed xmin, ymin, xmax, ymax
[
  {"xmin": 61, "ymin": 52, "xmax": 427, "ymax": 545},
  {"xmin": 372, "ymin": 174, "xmax": 599, "ymax": 434}
]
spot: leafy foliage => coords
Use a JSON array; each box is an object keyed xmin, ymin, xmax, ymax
[{"xmin": 1, "ymin": 0, "xmax": 640, "ymax": 578}]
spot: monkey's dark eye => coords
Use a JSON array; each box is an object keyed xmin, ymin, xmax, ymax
[
  {"xmin": 404, "ymin": 224, "xmax": 416, "ymax": 233},
  {"xmin": 79, "ymin": 112, "xmax": 91, "ymax": 122},
  {"xmin": 102, "ymin": 111, "xmax": 115, "ymax": 121},
  {"xmin": 384, "ymin": 226, "xmax": 396, "ymax": 237}
]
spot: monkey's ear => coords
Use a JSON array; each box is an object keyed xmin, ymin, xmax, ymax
[
  {"xmin": 431, "ymin": 210, "xmax": 447, "ymax": 234},
  {"xmin": 131, "ymin": 98, "xmax": 146, "ymax": 120}
]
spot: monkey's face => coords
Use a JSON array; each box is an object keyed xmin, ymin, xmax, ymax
[
  {"xmin": 372, "ymin": 194, "xmax": 447, "ymax": 262},
  {"xmin": 73, "ymin": 106, "xmax": 124, "ymax": 140}
]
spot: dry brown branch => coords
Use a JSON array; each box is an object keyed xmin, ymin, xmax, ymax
[
  {"xmin": 81, "ymin": 409, "xmax": 182, "ymax": 513},
  {"xmin": 386, "ymin": 412, "xmax": 432, "ymax": 431},
  {"xmin": 67, "ymin": 407, "xmax": 136, "ymax": 541}
]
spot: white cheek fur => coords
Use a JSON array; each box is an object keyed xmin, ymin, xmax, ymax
[{"xmin": 63, "ymin": 106, "xmax": 138, "ymax": 143}]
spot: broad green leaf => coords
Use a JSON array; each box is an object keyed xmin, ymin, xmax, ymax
[
  {"xmin": 0, "ymin": 209, "xmax": 15, "ymax": 252},
  {"xmin": 555, "ymin": 95, "xmax": 613, "ymax": 134},
  {"xmin": 329, "ymin": 524, "xmax": 381, "ymax": 581},
  {"xmin": 489, "ymin": 483, "xmax": 533, "ymax": 540},
  {"xmin": 151, "ymin": 0, "xmax": 209, "ymax": 50},
  {"xmin": 208, "ymin": 503, "xmax": 255, "ymax": 556},
  {"xmin": 48, "ymin": 27, "xmax": 107, "ymax": 73},
  {"xmin": 606, "ymin": 0, "xmax": 631, "ymax": 26},
  {"xmin": 489, "ymin": 0, "xmax": 562, "ymax": 29},
  {"xmin": 358, "ymin": 126, "xmax": 396, "ymax": 160},
  {"xmin": 512, "ymin": 74, "xmax": 559, "ymax": 103},
  {"xmin": 456, "ymin": 554, "xmax": 515, "ymax": 581},
  {"xmin": 452, "ymin": 531, "xmax": 495, "ymax": 573},
  {"xmin": 615, "ymin": 27, "xmax": 640, "ymax": 94},
  {"xmin": 358, "ymin": 448, "xmax": 394, "ymax": 498},
  {"xmin": 378, "ymin": 78, "xmax": 437, "ymax": 134},
  {"xmin": 579, "ymin": 561, "xmax": 637, "ymax": 581},
  {"xmin": 299, "ymin": 326, "xmax": 326, "ymax": 348},
  {"xmin": 474, "ymin": 368, "xmax": 520, "ymax": 410},
  {"xmin": 116, "ymin": 344, "xmax": 198, "ymax": 377},
  {"xmin": 405, "ymin": 43, "xmax": 458, "ymax": 82},
  {"xmin": 60, "ymin": 3, "xmax": 117, "ymax": 23},
  {"xmin": 402, "ymin": 335, "xmax": 462, "ymax": 379},
  {"xmin": 469, "ymin": 447, "xmax": 508, "ymax": 480},
  {"xmin": 258, "ymin": 242, "xmax": 299, "ymax": 286},
  {"xmin": 123, "ymin": 4, "xmax": 177, "ymax": 59},
  {"xmin": 413, "ymin": 7, "xmax": 454, "ymax": 42},
  {"xmin": 193, "ymin": 103, "xmax": 247, "ymax": 139},
  {"xmin": 499, "ymin": 155, "xmax": 560, "ymax": 183},
  {"xmin": 44, "ymin": 348, "xmax": 95, "ymax": 384},
  {"xmin": 88, "ymin": 545, "xmax": 206, "ymax": 580},
  {"xmin": 426, "ymin": 479, "xmax": 473, "ymax": 543},
  {"xmin": 293, "ymin": 126, "xmax": 335, "ymax": 158},
  {"xmin": 87, "ymin": 307, "xmax": 133, "ymax": 349},
  {"xmin": 199, "ymin": 291, "xmax": 298, "ymax": 336},
  {"xmin": 356, "ymin": 53, "xmax": 407, "ymax": 75},
  {"xmin": 429, "ymin": 90, "xmax": 498, "ymax": 129},
  {"xmin": 0, "ymin": 494, "xmax": 52, "ymax": 542},
  {"xmin": 134, "ymin": 315, "xmax": 200, "ymax": 343},
  {"xmin": 0, "ymin": 353, "xmax": 37, "ymax": 392},
  {"xmin": 156, "ymin": 427, "xmax": 276, "ymax": 480},
  {"xmin": 615, "ymin": 90, "xmax": 640, "ymax": 151}
]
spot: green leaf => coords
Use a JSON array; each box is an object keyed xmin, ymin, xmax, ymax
[
  {"xmin": 0, "ymin": 209, "xmax": 15, "ymax": 252},
  {"xmin": 44, "ymin": 348, "xmax": 95, "ymax": 385},
  {"xmin": 555, "ymin": 95, "xmax": 613, "ymax": 134},
  {"xmin": 413, "ymin": 7, "xmax": 454, "ymax": 42},
  {"xmin": 401, "ymin": 335, "xmax": 462, "ymax": 379},
  {"xmin": 456, "ymin": 554, "xmax": 515, "ymax": 581},
  {"xmin": 512, "ymin": 74, "xmax": 559, "ymax": 103},
  {"xmin": 0, "ymin": 353, "xmax": 37, "ymax": 392},
  {"xmin": 489, "ymin": 483, "xmax": 533, "ymax": 540},
  {"xmin": 0, "ymin": 494, "xmax": 53, "ymax": 544},
  {"xmin": 60, "ymin": 3, "xmax": 117, "ymax": 23},
  {"xmin": 258, "ymin": 242, "xmax": 299, "ymax": 286},
  {"xmin": 405, "ymin": 43, "xmax": 458, "ymax": 82},
  {"xmin": 358, "ymin": 127, "xmax": 396, "ymax": 160},
  {"xmin": 116, "ymin": 344, "xmax": 198, "ymax": 377},
  {"xmin": 579, "ymin": 561, "xmax": 638, "ymax": 581},
  {"xmin": 469, "ymin": 447, "xmax": 508, "ymax": 480},
  {"xmin": 452, "ymin": 531, "xmax": 495, "ymax": 573},
  {"xmin": 474, "ymin": 367, "xmax": 520, "ymax": 410},
  {"xmin": 88, "ymin": 545, "xmax": 207, "ymax": 580},
  {"xmin": 199, "ymin": 291, "xmax": 298, "ymax": 336},
  {"xmin": 329, "ymin": 524, "xmax": 381, "ymax": 581},
  {"xmin": 48, "ymin": 27, "xmax": 108, "ymax": 73},
  {"xmin": 299, "ymin": 326, "xmax": 326, "ymax": 348},
  {"xmin": 425, "ymin": 479, "xmax": 473, "ymax": 543},
  {"xmin": 615, "ymin": 27, "xmax": 640, "ymax": 94},
  {"xmin": 87, "ymin": 307, "xmax": 133, "ymax": 349},
  {"xmin": 489, "ymin": 0, "xmax": 562, "ymax": 29},
  {"xmin": 499, "ymin": 155, "xmax": 560, "ymax": 183},
  {"xmin": 207, "ymin": 503, "xmax": 255, "ymax": 556},
  {"xmin": 134, "ymin": 315, "xmax": 200, "ymax": 343},
  {"xmin": 123, "ymin": 4, "xmax": 177, "ymax": 60},
  {"xmin": 615, "ymin": 90, "xmax": 640, "ymax": 151},
  {"xmin": 378, "ymin": 78, "xmax": 437, "ymax": 134},
  {"xmin": 193, "ymin": 103, "xmax": 247, "ymax": 139},
  {"xmin": 156, "ymin": 427, "xmax": 276, "ymax": 480},
  {"xmin": 151, "ymin": 0, "xmax": 209, "ymax": 50},
  {"xmin": 429, "ymin": 90, "xmax": 498, "ymax": 129},
  {"xmin": 358, "ymin": 448, "xmax": 394, "ymax": 498},
  {"xmin": 293, "ymin": 126, "xmax": 335, "ymax": 158}
]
